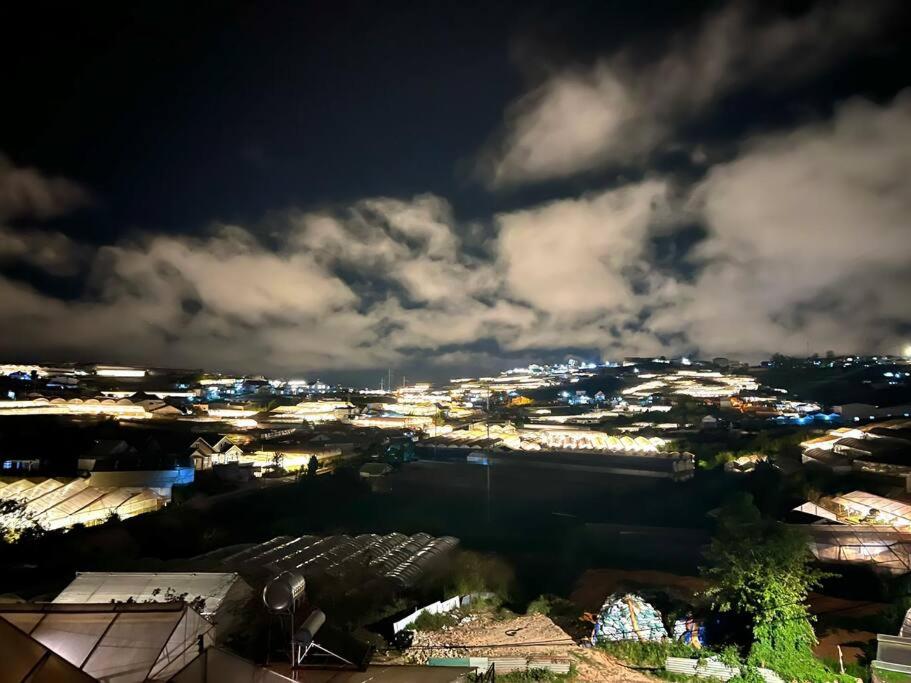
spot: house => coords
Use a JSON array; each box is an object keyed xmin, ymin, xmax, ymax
[{"xmin": 189, "ymin": 436, "xmax": 243, "ymax": 470}]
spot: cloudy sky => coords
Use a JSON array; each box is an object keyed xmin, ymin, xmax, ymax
[{"xmin": 1, "ymin": 1, "xmax": 910, "ymax": 381}]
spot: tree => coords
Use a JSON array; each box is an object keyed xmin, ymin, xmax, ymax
[
  {"xmin": 432, "ymin": 409, "xmax": 446, "ymax": 427},
  {"xmin": 701, "ymin": 494, "xmax": 844, "ymax": 682},
  {"xmin": 307, "ymin": 455, "xmax": 319, "ymax": 478}
]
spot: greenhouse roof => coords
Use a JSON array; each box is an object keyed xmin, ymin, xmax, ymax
[
  {"xmin": 0, "ymin": 602, "xmax": 212, "ymax": 682},
  {"xmin": 53, "ymin": 572, "xmax": 243, "ymax": 617},
  {"xmin": 834, "ymin": 491, "xmax": 911, "ymax": 527}
]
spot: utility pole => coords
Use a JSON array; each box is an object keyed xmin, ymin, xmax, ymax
[
  {"xmin": 486, "ymin": 459, "xmax": 491, "ymax": 525},
  {"xmin": 486, "ymin": 385, "xmax": 490, "ymax": 440}
]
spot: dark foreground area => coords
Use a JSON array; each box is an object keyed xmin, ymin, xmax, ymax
[{"xmin": 0, "ymin": 456, "xmax": 839, "ymax": 604}]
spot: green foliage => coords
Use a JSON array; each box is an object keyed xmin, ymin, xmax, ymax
[
  {"xmin": 727, "ymin": 667, "xmax": 766, "ymax": 683},
  {"xmin": 411, "ymin": 610, "xmax": 459, "ymax": 632},
  {"xmin": 820, "ymin": 658, "xmax": 869, "ymax": 682},
  {"xmin": 525, "ymin": 594, "xmax": 577, "ymax": 619},
  {"xmin": 447, "ymin": 550, "xmax": 514, "ymax": 600},
  {"xmin": 699, "ymin": 449, "xmax": 739, "ymax": 470},
  {"xmin": 873, "ymin": 666, "xmax": 911, "ymax": 683},
  {"xmin": 597, "ymin": 640, "xmax": 697, "ymax": 669},
  {"xmin": 492, "ymin": 666, "xmax": 576, "ymax": 682},
  {"xmin": 701, "ymin": 493, "xmax": 854, "ymax": 683},
  {"xmin": 307, "ymin": 455, "xmax": 319, "ymax": 478},
  {"xmin": 702, "ymin": 494, "xmax": 827, "ymax": 627}
]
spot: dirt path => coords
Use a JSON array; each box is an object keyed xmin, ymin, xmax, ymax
[{"xmin": 400, "ymin": 612, "xmax": 658, "ymax": 681}]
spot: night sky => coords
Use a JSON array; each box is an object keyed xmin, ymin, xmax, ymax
[{"xmin": 1, "ymin": 1, "xmax": 910, "ymax": 382}]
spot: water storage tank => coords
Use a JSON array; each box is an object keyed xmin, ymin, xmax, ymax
[
  {"xmin": 262, "ymin": 571, "xmax": 306, "ymax": 612},
  {"xmin": 294, "ymin": 609, "xmax": 326, "ymax": 649}
]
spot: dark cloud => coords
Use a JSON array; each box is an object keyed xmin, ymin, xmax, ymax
[
  {"xmin": 480, "ymin": 0, "xmax": 894, "ymax": 186},
  {"xmin": 0, "ymin": 155, "xmax": 91, "ymax": 221}
]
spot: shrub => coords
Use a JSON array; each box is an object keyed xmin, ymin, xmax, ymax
[
  {"xmin": 525, "ymin": 594, "xmax": 578, "ymax": 619},
  {"xmin": 702, "ymin": 494, "xmax": 857, "ymax": 683},
  {"xmin": 597, "ymin": 639, "xmax": 696, "ymax": 669},
  {"xmin": 411, "ymin": 610, "xmax": 459, "ymax": 632},
  {"xmin": 448, "ymin": 550, "xmax": 514, "ymax": 600},
  {"xmin": 492, "ymin": 666, "xmax": 575, "ymax": 681}
]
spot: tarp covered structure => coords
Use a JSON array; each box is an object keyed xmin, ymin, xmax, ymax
[
  {"xmin": 589, "ymin": 593, "xmax": 667, "ymax": 644},
  {"xmin": 0, "ymin": 602, "xmax": 214, "ymax": 682}
]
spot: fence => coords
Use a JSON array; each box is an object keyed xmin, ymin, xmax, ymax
[
  {"xmin": 665, "ymin": 656, "xmax": 784, "ymax": 683},
  {"xmin": 393, "ymin": 595, "xmax": 462, "ymax": 633}
]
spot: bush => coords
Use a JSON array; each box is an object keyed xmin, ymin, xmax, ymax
[
  {"xmin": 447, "ymin": 550, "xmax": 514, "ymax": 601},
  {"xmin": 491, "ymin": 666, "xmax": 575, "ymax": 681},
  {"xmin": 525, "ymin": 594, "xmax": 578, "ymax": 619},
  {"xmin": 702, "ymin": 494, "xmax": 856, "ymax": 683},
  {"xmin": 411, "ymin": 610, "xmax": 459, "ymax": 632},
  {"xmin": 597, "ymin": 639, "xmax": 696, "ymax": 669}
]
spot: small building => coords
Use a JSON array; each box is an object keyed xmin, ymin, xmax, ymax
[{"xmin": 189, "ymin": 436, "xmax": 243, "ymax": 470}]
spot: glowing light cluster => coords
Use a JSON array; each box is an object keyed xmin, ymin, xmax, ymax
[
  {"xmin": 623, "ymin": 370, "xmax": 759, "ymax": 399},
  {"xmin": 269, "ymin": 400, "xmax": 353, "ymax": 422},
  {"xmin": 0, "ymin": 396, "xmax": 150, "ymax": 418},
  {"xmin": 0, "ymin": 478, "xmax": 165, "ymax": 536}
]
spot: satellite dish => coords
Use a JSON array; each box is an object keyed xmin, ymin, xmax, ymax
[{"xmin": 263, "ymin": 571, "xmax": 306, "ymax": 613}]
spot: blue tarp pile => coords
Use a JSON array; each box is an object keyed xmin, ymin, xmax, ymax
[
  {"xmin": 590, "ymin": 593, "xmax": 668, "ymax": 644},
  {"xmin": 673, "ymin": 616, "xmax": 706, "ymax": 648}
]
